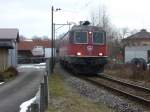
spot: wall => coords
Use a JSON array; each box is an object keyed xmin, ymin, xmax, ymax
[
  {"xmin": 0, "ymin": 48, "xmax": 8, "ymax": 71},
  {"xmin": 44, "ymin": 48, "xmax": 56, "ymax": 58},
  {"xmin": 125, "ymin": 46, "xmax": 150, "ymax": 63},
  {"xmin": 8, "ymin": 41, "xmax": 17, "ymax": 67}
]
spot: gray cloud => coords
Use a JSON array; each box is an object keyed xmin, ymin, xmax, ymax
[{"xmin": 1, "ymin": 0, "xmax": 150, "ymax": 37}]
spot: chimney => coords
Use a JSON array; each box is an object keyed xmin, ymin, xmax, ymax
[{"xmin": 141, "ymin": 29, "xmax": 147, "ymax": 32}]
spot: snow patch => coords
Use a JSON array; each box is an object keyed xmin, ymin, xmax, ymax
[
  {"xmin": 0, "ymin": 82, "xmax": 4, "ymax": 85},
  {"xmin": 39, "ymin": 63, "xmax": 46, "ymax": 65},
  {"xmin": 18, "ymin": 64, "xmax": 46, "ymax": 69},
  {"xmin": 20, "ymin": 96, "xmax": 36, "ymax": 112},
  {"xmin": 18, "ymin": 65, "xmax": 36, "ymax": 69}
]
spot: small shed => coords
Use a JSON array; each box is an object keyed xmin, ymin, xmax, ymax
[{"xmin": 0, "ymin": 29, "xmax": 19, "ymax": 71}]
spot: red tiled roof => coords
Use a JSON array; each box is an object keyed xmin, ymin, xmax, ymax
[{"xmin": 18, "ymin": 39, "xmax": 51, "ymax": 51}]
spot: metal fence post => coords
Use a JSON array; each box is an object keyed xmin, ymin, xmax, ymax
[
  {"xmin": 44, "ymin": 75, "xmax": 48, "ymax": 109},
  {"xmin": 46, "ymin": 58, "xmax": 52, "ymax": 75},
  {"xmin": 30, "ymin": 103, "xmax": 39, "ymax": 112},
  {"xmin": 40, "ymin": 83, "xmax": 45, "ymax": 112}
]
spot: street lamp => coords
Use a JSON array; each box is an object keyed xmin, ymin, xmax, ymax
[{"xmin": 51, "ymin": 6, "xmax": 61, "ymax": 73}]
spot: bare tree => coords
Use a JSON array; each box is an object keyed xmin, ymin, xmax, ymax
[
  {"xmin": 130, "ymin": 29, "xmax": 138, "ymax": 35},
  {"xmin": 118, "ymin": 27, "xmax": 130, "ymax": 39},
  {"xmin": 97, "ymin": 5, "xmax": 110, "ymax": 30},
  {"xmin": 42, "ymin": 36, "xmax": 49, "ymax": 40},
  {"xmin": 90, "ymin": 11, "xmax": 96, "ymax": 26},
  {"xmin": 19, "ymin": 35, "xmax": 27, "ymax": 40},
  {"xmin": 118, "ymin": 28, "xmax": 138, "ymax": 40},
  {"xmin": 90, "ymin": 5, "xmax": 110, "ymax": 31},
  {"xmin": 32, "ymin": 35, "xmax": 42, "ymax": 40}
]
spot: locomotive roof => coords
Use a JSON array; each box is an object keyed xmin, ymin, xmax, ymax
[{"xmin": 71, "ymin": 25, "xmax": 104, "ymax": 32}]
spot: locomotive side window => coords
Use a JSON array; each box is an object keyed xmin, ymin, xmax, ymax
[
  {"xmin": 74, "ymin": 32, "xmax": 87, "ymax": 44},
  {"xmin": 93, "ymin": 32, "xmax": 104, "ymax": 44}
]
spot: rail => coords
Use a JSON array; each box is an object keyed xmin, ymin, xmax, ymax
[
  {"xmin": 99, "ymin": 74, "xmax": 150, "ymax": 92},
  {"xmin": 76, "ymin": 74, "xmax": 150, "ymax": 106}
]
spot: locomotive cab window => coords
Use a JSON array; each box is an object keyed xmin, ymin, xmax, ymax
[
  {"xmin": 74, "ymin": 32, "xmax": 87, "ymax": 44},
  {"xmin": 93, "ymin": 32, "xmax": 104, "ymax": 44}
]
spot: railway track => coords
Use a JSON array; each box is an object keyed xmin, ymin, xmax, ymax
[{"xmin": 76, "ymin": 74, "xmax": 150, "ymax": 106}]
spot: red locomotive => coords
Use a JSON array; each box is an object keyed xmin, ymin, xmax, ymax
[{"xmin": 59, "ymin": 22, "xmax": 108, "ymax": 74}]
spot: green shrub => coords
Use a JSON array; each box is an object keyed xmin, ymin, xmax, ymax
[
  {"xmin": 105, "ymin": 63, "xmax": 150, "ymax": 82},
  {"xmin": 0, "ymin": 72, "xmax": 4, "ymax": 82},
  {"xmin": 4, "ymin": 67, "xmax": 18, "ymax": 75},
  {"xmin": 0, "ymin": 66, "xmax": 18, "ymax": 80}
]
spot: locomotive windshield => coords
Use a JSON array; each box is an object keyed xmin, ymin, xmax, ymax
[
  {"xmin": 93, "ymin": 32, "xmax": 104, "ymax": 44},
  {"xmin": 74, "ymin": 32, "xmax": 87, "ymax": 43}
]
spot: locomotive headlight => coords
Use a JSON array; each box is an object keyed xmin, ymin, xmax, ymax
[
  {"xmin": 89, "ymin": 31, "xmax": 92, "ymax": 34},
  {"xmin": 77, "ymin": 52, "xmax": 82, "ymax": 56},
  {"xmin": 99, "ymin": 53, "xmax": 103, "ymax": 56}
]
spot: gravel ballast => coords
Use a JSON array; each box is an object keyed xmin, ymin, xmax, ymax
[{"xmin": 58, "ymin": 65, "xmax": 149, "ymax": 112}]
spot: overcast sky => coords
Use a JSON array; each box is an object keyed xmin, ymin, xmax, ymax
[{"xmin": 0, "ymin": 0, "xmax": 150, "ymax": 38}]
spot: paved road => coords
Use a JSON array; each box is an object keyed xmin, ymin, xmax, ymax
[{"xmin": 0, "ymin": 64, "xmax": 45, "ymax": 112}]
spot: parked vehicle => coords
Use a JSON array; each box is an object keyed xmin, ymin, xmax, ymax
[{"xmin": 32, "ymin": 46, "xmax": 44, "ymax": 57}]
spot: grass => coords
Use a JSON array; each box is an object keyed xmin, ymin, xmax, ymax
[
  {"xmin": 104, "ymin": 63, "xmax": 150, "ymax": 82},
  {"xmin": 48, "ymin": 68, "xmax": 115, "ymax": 112},
  {"xmin": 0, "ymin": 66, "xmax": 18, "ymax": 82},
  {"xmin": 49, "ymin": 73, "xmax": 66, "ymax": 97}
]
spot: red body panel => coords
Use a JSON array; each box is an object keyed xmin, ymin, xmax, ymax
[
  {"xmin": 67, "ymin": 44, "xmax": 107, "ymax": 57},
  {"xmin": 59, "ymin": 43, "xmax": 107, "ymax": 58},
  {"xmin": 59, "ymin": 25, "xmax": 108, "ymax": 58}
]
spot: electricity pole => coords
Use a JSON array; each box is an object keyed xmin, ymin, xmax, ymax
[
  {"xmin": 51, "ymin": 6, "xmax": 61, "ymax": 73},
  {"xmin": 51, "ymin": 6, "xmax": 54, "ymax": 73}
]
